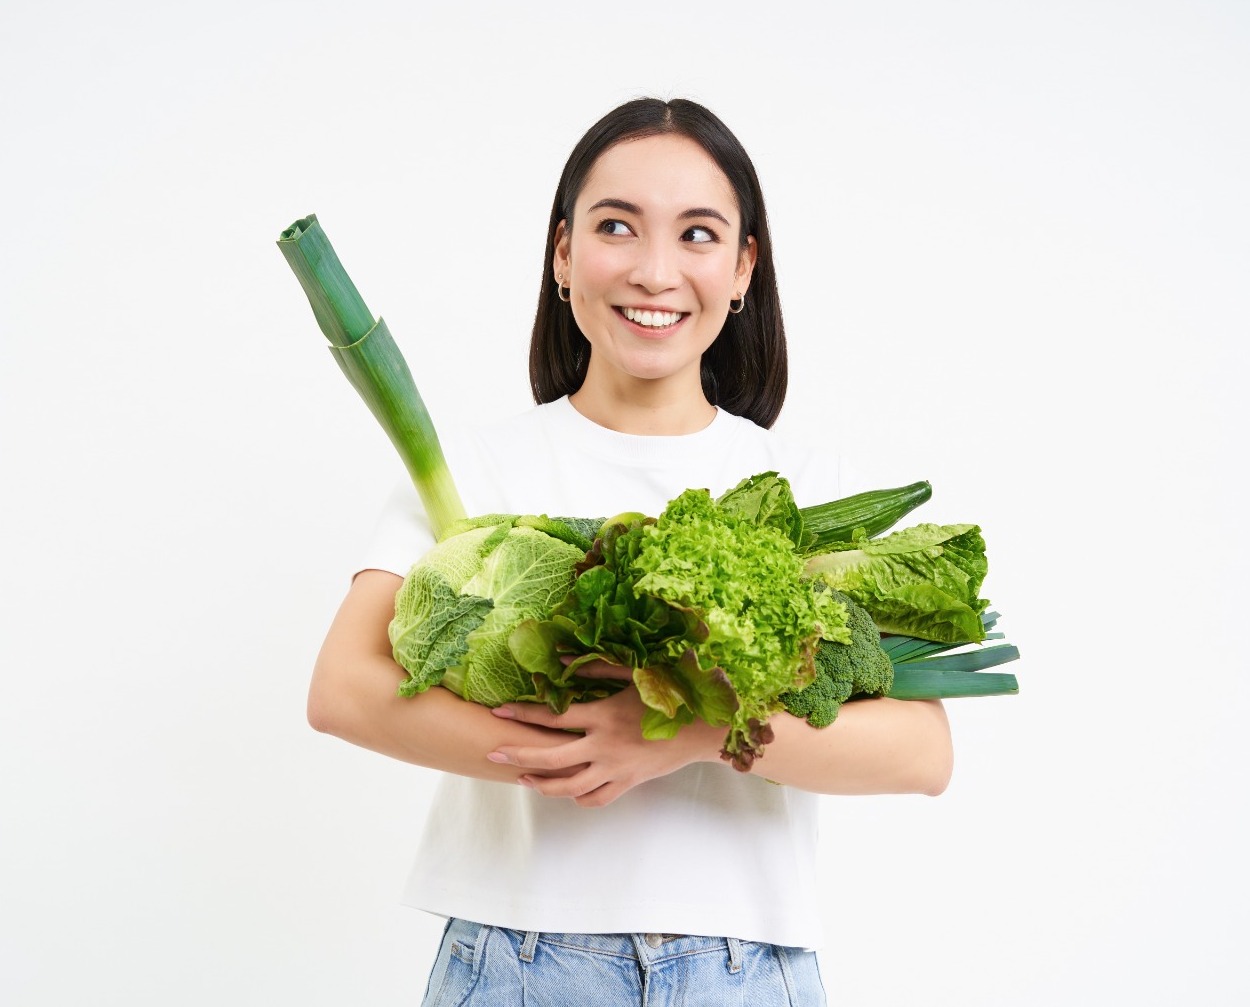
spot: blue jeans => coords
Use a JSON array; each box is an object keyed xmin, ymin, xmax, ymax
[{"xmin": 421, "ymin": 917, "xmax": 827, "ymax": 1006}]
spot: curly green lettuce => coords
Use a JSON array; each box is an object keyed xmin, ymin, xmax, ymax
[{"xmin": 511, "ymin": 484, "xmax": 850, "ymax": 770}]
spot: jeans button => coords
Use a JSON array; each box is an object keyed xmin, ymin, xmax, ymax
[{"xmin": 644, "ymin": 933, "xmax": 664, "ymax": 948}]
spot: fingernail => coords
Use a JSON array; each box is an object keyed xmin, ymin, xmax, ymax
[
  {"xmin": 491, "ymin": 706, "xmax": 515, "ymax": 719},
  {"xmin": 516, "ymin": 775, "xmax": 535, "ymax": 788},
  {"xmin": 486, "ymin": 752, "xmax": 510, "ymax": 764}
]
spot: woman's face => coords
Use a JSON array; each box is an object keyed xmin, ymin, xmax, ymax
[{"xmin": 554, "ymin": 133, "xmax": 756, "ymax": 400}]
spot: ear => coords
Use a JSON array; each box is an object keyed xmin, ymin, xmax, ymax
[
  {"xmin": 735, "ymin": 235, "xmax": 758, "ymax": 295},
  {"xmin": 552, "ymin": 219, "xmax": 571, "ymax": 281}
]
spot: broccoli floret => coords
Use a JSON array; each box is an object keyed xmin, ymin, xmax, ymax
[{"xmin": 780, "ymin": 592, "xmax": 893, "ymax": 728}]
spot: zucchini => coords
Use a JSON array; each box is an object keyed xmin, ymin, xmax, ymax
[{"xmin": 797, "ymin": 481, "xmax": 932, "ymax": 553}]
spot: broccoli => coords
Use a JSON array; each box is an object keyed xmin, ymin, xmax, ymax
[{"xmin": 780, "ymin": 592, "xmax": 894, "ymax": 728}]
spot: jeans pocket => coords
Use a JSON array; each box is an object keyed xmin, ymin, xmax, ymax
[{"xmin": 422, "ymin": 919, "xmax": 488, "ymax": 1007}]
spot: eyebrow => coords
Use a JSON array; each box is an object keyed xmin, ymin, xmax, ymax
[{"xmin": 587, "ymin": 198, "xmax": 732, "ymax": 228}]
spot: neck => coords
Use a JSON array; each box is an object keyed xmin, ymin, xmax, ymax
[{"xmin": 569, "ymin": 370, "xmax": 716, "ymax": 436}]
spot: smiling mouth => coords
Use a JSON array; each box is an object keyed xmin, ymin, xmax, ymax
[{"xmin": 618, "ymin": 306, "xmax": 687, "ymax": 329}]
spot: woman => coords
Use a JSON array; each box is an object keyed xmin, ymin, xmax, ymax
[{"xmin": 309, "ymin": 97, "xmax": 953, "ymax": 1006}]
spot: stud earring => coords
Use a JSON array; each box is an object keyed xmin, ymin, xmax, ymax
[{"xmin": 556, "ymin": 272, "xmax": 571, "ymax": 303}]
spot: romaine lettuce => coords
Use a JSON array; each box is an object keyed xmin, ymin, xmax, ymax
[{"xmin": 804, "ymin": 523, "xmax": 990, "ymax": 644}]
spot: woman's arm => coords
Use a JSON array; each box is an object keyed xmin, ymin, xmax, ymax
[
  {"xmin": 746, "ymin": 698, "xmax": 953, "ymax": 796},
  {"xmin": 489, "ymin": 664, "xmax": 953, "ymax": 805},
  {"xmin": 311, "ymin": 571, "xmax": 952, "ymax": 802},
  {"xmin": 307, "ymin": 569, "xmax": 588, "ymax": 783}
]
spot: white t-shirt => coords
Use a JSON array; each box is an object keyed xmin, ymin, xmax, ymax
[{"xmin": 361, "ymin": 396, "xmax": 854, "ymax": 949}]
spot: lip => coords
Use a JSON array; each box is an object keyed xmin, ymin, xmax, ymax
[{"xmin": 614, "ymin": 305, "xmax": 687, "ymax": 338}]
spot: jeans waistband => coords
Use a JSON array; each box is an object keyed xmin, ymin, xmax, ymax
[{"xmin": 508, "ymin": 927, "xmax": 744, "ymax": 972}]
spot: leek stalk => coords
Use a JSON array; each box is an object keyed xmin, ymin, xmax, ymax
[
  {"xmin": 880, "ymin": 610, "xmax": 1019, "ymax": 699},
  {"xmin": 278, "ymin": 215, "xmax": 465, "ymax": 538},
  {"xmin": 886, "ymin": 667, "xmax": 1019, "ymax": 700}
]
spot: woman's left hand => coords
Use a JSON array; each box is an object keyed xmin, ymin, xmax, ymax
[{"xmin": 485, "ymin": 660, "xmax": 722, "ymax": 808}]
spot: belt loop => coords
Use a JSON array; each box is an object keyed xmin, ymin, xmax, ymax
[
  {"xmin": 726, "ymin": 936, "xmax": 743, "ymax": 974},
  {"xmin": 519, "ymin": 930, "xmax": 539, "ymax": 963}
]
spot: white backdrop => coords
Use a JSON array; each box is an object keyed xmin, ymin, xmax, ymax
[{"xmin": 2, "ymin": 2, "xmax": 1246, "ymax": 1004}]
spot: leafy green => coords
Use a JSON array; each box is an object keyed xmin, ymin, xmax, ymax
[
  {"xmin": 390, "ymin": 565, "xmax": 494, "ymax": 697},
  {"xmin": 388, "ymin": 522, "xmax": 587, "ymax": 706},
  {"xmin": 511, "ymin": 482, "xmax": 850, "ymax": 770},
  {"xmin": 714, "ymin": 471, "xmax": 806, "ymax": 549},
  {"xmin": 389, "ymin": 474, "xmax": 1015, "ymax": 770},
  {"xmin": 804, "ymin": 523, "xmax": 990, "ymax": 643},
  {"xmin": 880, "ymin": 610, "xmax": 1020, "ymax": 699},
  {"xmin": 439, "ymin": 513, "xmax": 601, "ymax": 553}
]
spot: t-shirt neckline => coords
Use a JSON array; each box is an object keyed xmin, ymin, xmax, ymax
[{"xmin": 544, "ymin": 395, "xmax": 739, "ymax": 467}]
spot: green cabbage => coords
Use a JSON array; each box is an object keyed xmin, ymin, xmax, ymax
[{"xmin": 389, "ymin": 522, "xmax": 588, "ymax": 706}]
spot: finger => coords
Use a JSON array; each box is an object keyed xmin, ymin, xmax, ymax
[
  {"xmin": 491, "ymin": 702, "xmax": 574, "ymax": 729},
  {"xmin": 574, "ymin": 664, "xmax": 634, "ymax": 681},
  {"xmin": 574, "ymin": 782, "xmax": 624, "ymax": 808},
  {"xmin": 519, "ymin": 769, "xmax": 606, "ymax": 801},
  {"xmin": 558, "ymin": 655, "xmax": 633, "ymax": 680},
  {"xmin": 488, "ymin": 744, "xmax": 588, "ymax": 773}
]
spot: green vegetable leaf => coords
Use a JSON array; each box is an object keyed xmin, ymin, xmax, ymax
[
  {"xmin": 389, "ymin": 566, "xmax": 494, "ymax": 697},
  {"xmin": 715, "ymin": 471, "xmax": 805, "ymax": 548},
  {"xmin": 514, "ymin": 487, "xmax": 845, "ymax": 768},
  {"xmin": 805, "ymin": 523, "xmax": 989, "ymax": 643},
  {"xmin": 887, "ymin": 667, "xmax": 1019, "ymax": 699},
  {"xmin": 390, "ymin": 524, "xmax": 585, "ymax": 707}
]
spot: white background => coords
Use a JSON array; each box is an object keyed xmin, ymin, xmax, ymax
[{"xmin": 2, "ymin": 1, "xmax": 1246, "ymax": 1004}]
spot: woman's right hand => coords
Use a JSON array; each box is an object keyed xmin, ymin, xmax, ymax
[{"xmin": 484, "ymin": 665, "xmax": 725, "ymax": 807}]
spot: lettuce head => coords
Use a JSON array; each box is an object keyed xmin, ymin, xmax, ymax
[
  {"xmin": 389, "ymin": 522, "xmax": 588, "ymax": 705},
  {"xmin": 805, "ymin": 523, "xmax": 990, "ymax": 644}
]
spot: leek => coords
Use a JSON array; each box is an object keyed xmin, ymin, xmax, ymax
[
  {"xmin": 883, "ymin": 611, "xmax": 1019, "ymax": 699},
  {"xmin": 277, "ymin": 215, "xmax": 465, "ymax": 538}
]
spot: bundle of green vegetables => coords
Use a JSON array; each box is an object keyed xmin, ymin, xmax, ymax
[{"xmin": 279, "ymin": 216, "xmax": 1019, "ymax": 770}]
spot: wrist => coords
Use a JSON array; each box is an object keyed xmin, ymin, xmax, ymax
[{"xmin": 678, "ymin": 717, "xmax": 728, "ymax": 767}]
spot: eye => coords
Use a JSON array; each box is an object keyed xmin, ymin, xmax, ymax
[
  {"xmin": 683, "ymin": 226, "xmax": 717, "ymax": 244},
  {"xmin": 597, "ymin": 219, "xmax": 634, "ymax": 237}
]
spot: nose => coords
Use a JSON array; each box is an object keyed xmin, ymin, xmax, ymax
[{"xmin": 628, "ymin": 238, "xmax": 680, "ymax": 293}]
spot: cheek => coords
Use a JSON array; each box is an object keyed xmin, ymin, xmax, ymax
[
  {"xmin": 692, "ymin": 255, "xmax": 740, "ymax": 295},
  {"xmin": 568, "ymin": 239, "xmax": 624, "ymax": 289}
]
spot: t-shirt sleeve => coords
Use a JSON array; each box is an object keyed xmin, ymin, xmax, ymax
[{"xmin": 356, "ymin": 479, "xmax": 436, "ymax": 578}]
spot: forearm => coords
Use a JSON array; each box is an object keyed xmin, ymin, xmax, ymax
[
  {"xmin": 676, "ymin": 698, "xmax": 953, "ymax": 796},
  {"xmin": 497, "ymin": 683, "xmax": 954, "ymax": 804},
  {"xmin": 752, "ymin": 698, "xmax": 952, "ymax": 795}
]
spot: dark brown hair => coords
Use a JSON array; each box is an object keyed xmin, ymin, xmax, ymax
[{"xmin": 527, "ymin": 98, "xmax": 787, "ymax": 428}]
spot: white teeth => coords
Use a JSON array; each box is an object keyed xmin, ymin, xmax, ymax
[{"xmin": 623, "ymin": 307, "xmax": 682, "ymax": 327}]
